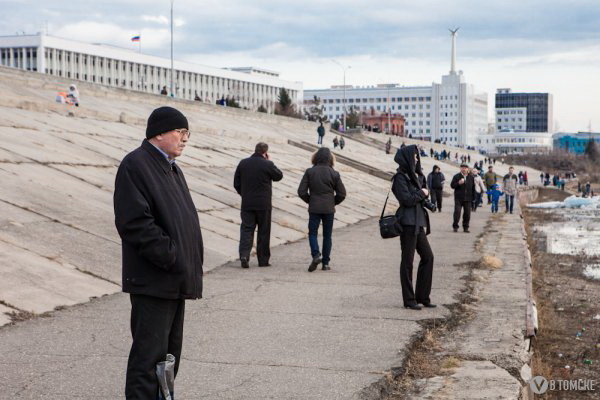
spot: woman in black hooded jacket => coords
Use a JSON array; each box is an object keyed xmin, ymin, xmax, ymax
[{"xmin": 392, "ymin": 145, "xmax": 436, "ymax": 310}]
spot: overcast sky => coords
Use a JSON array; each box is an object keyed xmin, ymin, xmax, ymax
[{"xmin": 2, "ymin": 0, "xmax": 599, "ymax": 131}]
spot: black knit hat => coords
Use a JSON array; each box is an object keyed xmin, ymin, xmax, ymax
[{"xmin": 146, "ymin": 106, "xmax": 188, "ymax": 139}]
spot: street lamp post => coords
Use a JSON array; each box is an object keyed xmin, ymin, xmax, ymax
[
  {"xmin": 332, "ymin": 60, "xmax": 351, "ymax": 131},
  {"xmin": 170, "ymin": 0, "xmax": 174, "ymax": 97}
]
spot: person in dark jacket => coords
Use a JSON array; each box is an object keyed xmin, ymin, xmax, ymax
[
  {"xmin": 114, "ymin": 106, "xmax": 203, "ymax": 399},
  {"xmin": 392, "ymin": 145, "xmax": 435, "ymax": 310},
  {"xmin": 426, "ymin": 165, "xmax": 445, "ymax": 212},
  {"xmin": 234, "ymin": 142, "xmax": 283, "ymax": 268},
  {"xmin": 317, "ymin": 122, "xmax": 325, "ymax": 145},
  {"xmin": 298, "ymin": 148, "xmax": 346, "ymax": 271},
  {"xmin": 450, "ymin": 163, "xmax": 476, "ymax": 233}
]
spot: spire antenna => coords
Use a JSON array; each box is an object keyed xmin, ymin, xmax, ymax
[{"xmin": 449, "ymin": 27, "xmax": 460, "ymax": 74}]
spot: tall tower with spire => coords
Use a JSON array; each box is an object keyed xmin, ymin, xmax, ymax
[{"xmin": 449, "ymin": 28, "xmax": 459, "ymax": 75}]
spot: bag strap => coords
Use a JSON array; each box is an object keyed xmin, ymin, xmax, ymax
[{"xmin": 380, "ymin": 175, "xmax": 396, "ymax": 219}]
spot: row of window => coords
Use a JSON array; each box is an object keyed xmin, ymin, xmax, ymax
[
  {"xmin": 497, "ymin": 110, "xmax": 524, "ymax": 115},
  {"xmin": 323, "ymin": 96, "xmax": 432, "ymax": 104},
  {"xmin": 498, "ymin": 117, "xmax": 523, "ymax": 122}
]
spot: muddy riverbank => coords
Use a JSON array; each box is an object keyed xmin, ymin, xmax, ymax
[{"xmin": 524, "ymin": 188, "xmax": 599, "ymax": 399}]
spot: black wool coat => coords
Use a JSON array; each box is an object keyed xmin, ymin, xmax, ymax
[
  {"xmin": 114, "ymin": 140, "xmax": 203, "ymax": 300},
  {"xmin": 297, "ymin": 164, "xmax": 346, "ymax": 214},
  {"xmin": 450, "ymin": 173, "xmax": 476, "ymax": 202},
  {"xmin": 234, "ymin": 154, "xmax": 283, "ymax": 210}
]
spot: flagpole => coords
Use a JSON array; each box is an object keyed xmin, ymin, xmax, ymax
[
  {"xmin": 170, "ymin": 0, "xmax": 174, "ymax": 97},
  {"xmin": 139, "ymin": 33, "xmax": 142, "ymax": 54}
]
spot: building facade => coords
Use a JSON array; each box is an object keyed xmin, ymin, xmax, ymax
[
  {"xmin": 491, "ymin": 88, "xmax": 554, "ymax": 154},
  {"xmin": 553, "ymin": 132, "xmax": 600, "ymax": 154},
  {"xmin": 362, "ymin": 112, "xmax": 405, "ymax": 135},
  {"xmin": 0, "ymin": 34, "xmax": 302, "ymax": 112},
  {"xmin": 495, "ymin": 88, "xmax": 553, "ymax": 133},
  {"xmin": 303, "ymin": 32, "xmax": 488, "ymax": 147}
]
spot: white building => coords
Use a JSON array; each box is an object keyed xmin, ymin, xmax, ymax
[
  {"xmin": 304, "ymin": 30, "xmax": 488, "ymax": 147},
  {"xmin": 0, "ymin": 33, "xmax": 302, "ymax": 112}
]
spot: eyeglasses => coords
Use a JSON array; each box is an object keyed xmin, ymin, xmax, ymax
[{"xmin": 173, "ymin": 129, "xmax": 191, "ymax": 139}]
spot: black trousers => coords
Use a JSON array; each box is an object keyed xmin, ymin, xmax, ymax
[
  {"xmin": 431, "ymin": 189, "xmax": 443, "ymax": 211},
  {"xmin": 126, "ymin": 294, "xmax": 185, "ymax": 400},
  {"xmin": 453, "ymin": 199, "xmax": 471, "ymax": 230},
  {"xmin": 239, "ymin": 209, "xmax": 272, "ymax": 265},
  {"xmin": 399, "ymin": 227, "xmax": 434, "ymax": 305}
]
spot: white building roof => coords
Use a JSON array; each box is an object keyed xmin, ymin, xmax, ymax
[{"xmin": 0, "ymin": 34, "xmax": 301, "ymax": 90}]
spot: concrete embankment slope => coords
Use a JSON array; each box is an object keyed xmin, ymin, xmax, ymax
[
  {"xmin": 0, "ymin": 66, "xmax": 395, "ymax": 322},
  {"xmin": 0, "ymin": 65, "xmax": 540, "ymax": 323}
]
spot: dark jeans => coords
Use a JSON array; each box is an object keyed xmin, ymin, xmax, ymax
[
  {"xmin": 431, "ymin": 189, "xmax": 443, "ymax": 211},
  {"xmin": 491, "ymin": 200, "xmax": 499, "ymax": 213},
  {"xmin": 308, "ymin": 213, "xmax": 334, "ymax": 265},
  {"xmin": 453, "ymin": 199, "xmax": 471, "ymax": 230},
  {"xmin": 505, "ymin": 195, "xmax": 515, "ymax": 213},
  {"xmin": 317, "ymin": 135, "xmax": 323, "ymax": 145},
  {"xmin": 239, "ymin": 209, "xmax": 272, "ymax": 265},
  {"xmin": 399, "ymin": 226, "xmax": 434, "ymax": 305},
  {"xmin": 126, "ymin": 294, "xmax": 185, "ymax": 400},
  {"xmin": 486, "ymin": 185, "xmax": 494, "ymax": 203},
  {"xmin": 472, "ymin": 192, "xmax": 482, "ymax": 211}
]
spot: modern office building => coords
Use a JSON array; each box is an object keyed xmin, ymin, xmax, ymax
[
  {"xmin": 0, "ymin": 33, "xmax": 303, "ymax": 112},
  {"xmin": 495, "ymin": 88, "xmax": 553, "ymax": 133},
  {"xmin": 303, "ymin": 31, "xmax": 488, "ymax": 147},
  {"xmin": 553, "ymin": 132, "xmax": 600, "ymax": 154},
  {"xmin": 491, "ymin": 88, "xmax": 554, "ymax": 154}
]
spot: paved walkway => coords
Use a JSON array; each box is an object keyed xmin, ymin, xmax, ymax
[{"xmin": 0, "ymin": 206, "xmax": 487, "ymax": 399}]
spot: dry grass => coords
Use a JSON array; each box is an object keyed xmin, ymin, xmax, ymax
[
  {"xmin": 440, "ymin": 356, "xmax": 461, "ymax": 370},
  {"xmin": 481, "ymin": 255, "xmax": 503, "ymax": 269}
]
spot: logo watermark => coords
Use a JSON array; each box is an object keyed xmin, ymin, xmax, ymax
[{"xmin": 530, "ymin": 376, "xmax": 595, "ymax": 395}]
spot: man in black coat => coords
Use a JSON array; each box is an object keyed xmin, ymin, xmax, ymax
[
  {"xmin": 450, "ymin": 163, "xmax": 476, "ymax": 233},
  {"xmin": 426, "ymin": 165, "xmax": 445, "ymax": 212},
  {"xmin": 234, "ymin": 142, "xmax": 283, "ymax": 268},
  {"xmin": 114, "ymin": 106, "xmax": 204, "ymax": 399}
]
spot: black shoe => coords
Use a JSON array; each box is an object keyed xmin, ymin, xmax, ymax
[
  {"xmin": 453, "ymin": 227, "xmax": 458, "ymax": 232},
  {"xmin": 240, "ymin": 258, "xmax": 249, "ymax": 269},
  {"xmin": 308, "ymin": 254, "xmax": 322, "ymax": 272},
  {"xmin": 404, "ymin": 303, "xmax": 422, "ymax": 310},
  {"xmin": 464, "ymin": 228, "xmax": 470, "ymax": 233},
  {"xmin": 322, "ymin": 264, "xmax": 330, "ymax": 271},
  {"xmin": 419, "ymin": 302, "xmax": 437, "ymax": 308},
  {"xmin": 258, "ymin": 263, "xmax": 271, "ymax": 267},
  {"xmin": 438, "ymin": 209, "xmax": 442, "ymax": 212}
]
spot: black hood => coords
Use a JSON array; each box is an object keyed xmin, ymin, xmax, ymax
[
  {"xmin": 394, "ymin": 144, "xmax": 422, "ymax": 188},
  {"xmin": 431, "ymin": 164, "xmax": 440, "ymax": 174}
]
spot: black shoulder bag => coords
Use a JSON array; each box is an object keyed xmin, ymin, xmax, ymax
[{"xmin": 379, "ymin": 176, "xmax": 402, "ymax": 239}]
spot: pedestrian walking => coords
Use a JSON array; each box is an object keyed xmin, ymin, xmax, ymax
[
  {"xmin": 114, "ymin": 106, "xmax": 203, "ymax": 399},
  {"xmin": 298, "ymin": 148, "xmax": 346, "ymax": 272},
  {"xmin": 234, "ymin": 142, "xmax": 283, "ymax": 268},
  {"xmin": 540, "ymin": 172, "xmax": 544, "ymax": 184},
  {"xmin": 523, "ymin": 170, "xmax": 528, "ymax": 186},
  {"xmin": 487, "ymin": 184, "xmax": 504, "ymax": 213},
  {"xmin": 503, "ymin": 166, "xmax": 518, "ymax": 214},
  {"xmin": 392, "ymin": 145, "xmax": 435, "ymax": 310},
  {"xmin": 333, "ymin": 136, "xmax": 339, "ymax": 149},
  {"xmin": 427, "ymin": 165, "xmax": 445, "ymax": 212},
  {"xmin": 483, "ymin": 166, "xmax": 500, "ymax": 204},
  {"xmin": 317, "ymin": 122, "xmax": 325, "ymax": 145},
  {"xmin": 471, "ymin": 167, "xmax": 486, "ymax": 212},
  {"xmin": 450, "ymin": 163, "xmax": 476, "ymax": 233},
  {"xmin": 385, "ymin": 138, "xmax": 392, "ymax": 154},
  {"xmin": 339, "ymin": 136, "xmax": 345, "ymax": 150}
]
